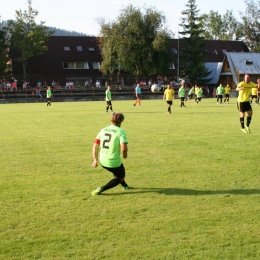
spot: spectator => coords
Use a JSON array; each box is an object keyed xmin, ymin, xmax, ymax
[
  {"xmin": 70, "ymin": 81, "xmax": 75, "ymax": 89},
  {"xmin": 35, "ymin": 86, "xmax": 43, "ymax": 98},
  {"xmin": 1, "ymin": 81, "xmax": 6, "ymax": 90},
  {"xmin": 11, "ymin": 81, "xmax": 17, "ymax": 91},
  {"xmin": 23, "ymin": 81, "xmax": 27, "ymax": 90},
  {"xmin": 65, "ymin": 81, "xmax": 70, "ymax": 89},
  {"xmin": 105, "ymin": 80, "xmax": 108, "ymax": 88},
  {"xmin": 148, "ymin": 79, "xmax": 152, "ymax": 89},
  {"xmin": 37, "ymin": 81, "xmax": 42, "ymax": 88},
  {"xmin": 6, "ymin": 82, "xmax": 12, "ymax": 91},
  {"xmin": 52, "ymin": 80, "xmax": 57, "ymax": 90},
  {"xmin": 56, "ymin": 81, "xmax": 60, "ymax": 89},
  {"xmin": 85, "ymin": 80, "xmax": 90, "ymax": 88},
  {"xmin": 42, "ymin": 81, "xmax": 48, "ymax": 89},
  {"xmin": 163, "ymin": 76, "xmax": 168, "ymax": 84},
  {"xmin": 26, "ymin": 82, "xmax": 31, "ymax": 90},
  {"xmin": 117, "ymin": 81, "xmax": 121, "ymax": 90},
  {"xmin": 95, "ymin": 80, "xmax": 101, "ymax": 88}
]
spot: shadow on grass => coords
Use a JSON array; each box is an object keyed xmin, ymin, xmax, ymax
[{"xmin": 101, "ymin": 188, "xmax": 260, "ymax": 196}]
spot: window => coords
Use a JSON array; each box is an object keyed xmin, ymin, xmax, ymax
[
  {"xmin": 77, "ymin": 46, "xmax": 83, "ymax": 51},
  {"xmin": 63, "ymin": 62, "xmax": 89, "ymax": 69},
  {"xmin": 63, "ymin": 62, "xmax": 74, "ymax": 68},
  {"xmin": 89, "ymin": 47, "xmax": 95, "ymax": 52},
  {"xmin": 172, "ymin": 48, "xmax": 177, "ymax": 54},
  {"xmin": 92, "ymin": 62, "xmax": 100, "ymax": 69},
  {"xmin": 169, "ymin": 63, "xmax": 175, "ymax": 69},
  {"xmin": 64, "ymin": 46, "xmax": 70, "ymax": 52},
  {"xmin": 246, "ymin": 59, "xmax": 253, "ymax": 65},
  {"xmin": 75, "ymin": 62, "xmax": 84, "ymax": 68}
]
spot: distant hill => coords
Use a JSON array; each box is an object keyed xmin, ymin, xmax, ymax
[
  {"xmin": 49, "ymin": 27, "xmax": 94, "ymax": 37},
  {"xmin": 1, "ymin": 20, "xmax": 94, "ymax": 36}
]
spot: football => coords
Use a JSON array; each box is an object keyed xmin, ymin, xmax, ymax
[{"xmin": 151, "ymin": 84, "xmax": 159, "ymax": 93}]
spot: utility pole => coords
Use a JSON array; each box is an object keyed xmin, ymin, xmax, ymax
[{"xmin": 177, "ymin": 25, "xmax": 179, "ymax": 86}]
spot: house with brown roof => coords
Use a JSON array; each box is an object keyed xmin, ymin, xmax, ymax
[{"xmin": 11, "ymin": 36, "xmax": 258, "ymax": 88}]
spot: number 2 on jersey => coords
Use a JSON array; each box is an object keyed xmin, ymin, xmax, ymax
[{"xmin": 102, "ymin": 133, "xmax": 112, "ymax": 149}]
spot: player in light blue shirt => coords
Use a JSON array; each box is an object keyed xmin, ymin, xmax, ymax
[{"xmin": 133, "ymin": 84, "xmax": 142, "ymax": 106}]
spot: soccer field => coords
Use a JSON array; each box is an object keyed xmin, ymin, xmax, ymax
[{"xmin": 1, "ymin": 98, "xmax": 260, "ymax": 259}]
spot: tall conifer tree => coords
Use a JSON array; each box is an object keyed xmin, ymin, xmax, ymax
[{"xmin": 179, "ymin": 0, "xmax": 210, "ymax": 85}]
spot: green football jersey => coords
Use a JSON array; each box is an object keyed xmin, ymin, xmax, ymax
[
  {"xmin": 47, "ymin": 89, "xmax": 52, "ymax": 98},
  {"xmin": 106, "ymin": 89, "xmax": 112, "ymax": 101},
  {"xmin": 188, "ymin": 88, "xmax": 194, "ymax": 95},
  {"xmin": 197, "ymin": 89, "xmax": 203, "ymax": 98},
  {"xmin": 216, "ymin": 86, "xmax": 224, "ymax": 95},
  {"xmin": 96, "ymin": 125, "xmax": 128, "ymax": 168},
  {"xmin": 179, "ymin": 88, "xmax": 185, "ymax": 98}
]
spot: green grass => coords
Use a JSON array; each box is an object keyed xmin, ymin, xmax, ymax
[{"xmin": 1, "ymin": 98, "xmax": 260, "ymax": 259}]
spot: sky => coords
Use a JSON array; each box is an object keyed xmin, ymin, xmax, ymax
[{"xmin": 0, "ymin": 0, "xmax": 246, "ymax": 36}]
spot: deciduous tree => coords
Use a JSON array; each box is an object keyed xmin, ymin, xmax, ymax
[
  {"xmin": 240, "ymin": 0, "xmax": 260, "ymax": 52},
  {"xmin": 7, "ymin": 0, "xmax": 53, "ymax": 78},
  {"xmin": 98, "ymin": 4, "xmax": 172, "ymax": 80},
  {"xmin": 200, "ymin": 10, "xmax": 243, "ymax": 41},
  {"xmin": 0, "ymin": 28, "xmax": 11, "ymax": 80}
]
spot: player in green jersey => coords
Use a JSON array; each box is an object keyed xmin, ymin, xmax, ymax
[
  {"xmin": 46, "ymin": 86, "xmax": 52, "ymax": 106},
  {"xmin": 236, "ymin": 74, "xmax": 260, "ymax": 133},
  {"xmin": 196, "ymin": 87, "xmax": 203, "ymax": 104},
  {"xmin": 105, "ymin": 86, "xmax": 113, "ymax": 113},
  {"xmin": 216, "ymin": 84, "xmax": 225, "ymax": 104},
  {"xmin": 178, "ymin": 84, "xmax": 187, "ymax": 107},
  {"xmin": 188, "ymin": 86, "xmax": 195, "ymax": 100},
  {"xmin": 91, "ymin": 112, "xmax": 131, "ymax": 195}
]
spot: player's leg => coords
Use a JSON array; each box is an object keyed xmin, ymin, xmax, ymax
[
  {"xmin": 245, "ymin": 110, "xmax": 253, "ymax": 133},
  {"xmin": 138, "ymin": 96, "xmax": 141, "ymax": 106},
  {"xmin": 91, "ymin": 165, "xmax": 124, "ymax": 195}
]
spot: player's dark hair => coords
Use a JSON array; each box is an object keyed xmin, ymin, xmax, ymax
[{"xmin": 111, "ymin": 112, "xmax": 124, "ymax": 126}]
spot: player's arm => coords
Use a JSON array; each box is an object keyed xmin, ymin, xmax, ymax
[
  {"xmin": 121, "ymin": 143, "xmax": 128, "ymax": 158},
  {"xmin": 92, "ymin": 140, "xmax": 100, "ymax": 167},
  {"xmin": 257, "ymin": 79, "xmax": 260, "ymax": 89},
  {"xmin": 236, "ymin": 84, "xmax": 244, "ymax": 91}
]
